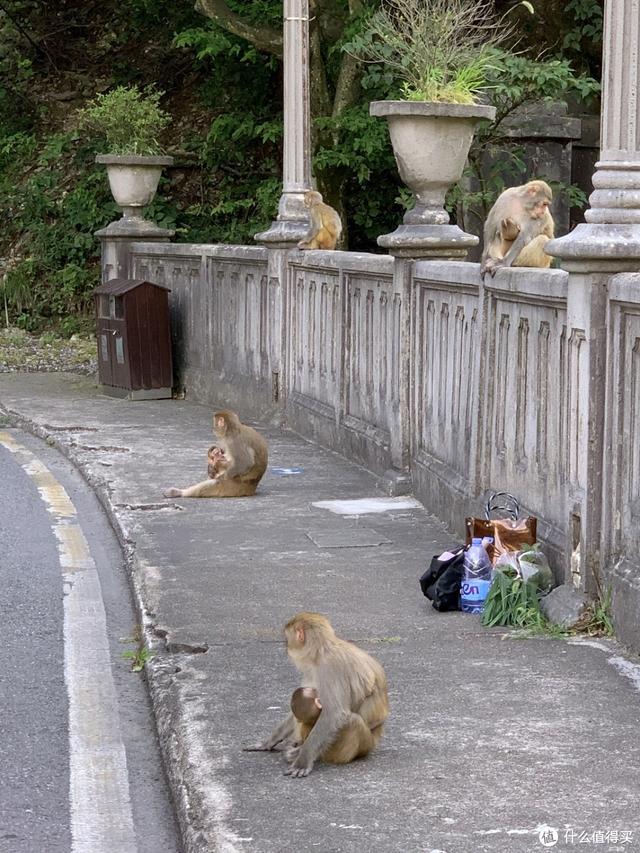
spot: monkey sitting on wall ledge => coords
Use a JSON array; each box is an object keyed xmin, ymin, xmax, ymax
[
  {"xmin": 297, "ymin": 190, "xmax": 342, "ymax": 251},
  {"xmin": 244, "ymin": 612, "xmax": 389, "ymax": 777},
  {"xmin": 163, "ymin": 410, "xmax": 267, "ymax": 498},
  {"xmin": 480, "ymin": 180, "xmax": 555, "ymax": 278}
]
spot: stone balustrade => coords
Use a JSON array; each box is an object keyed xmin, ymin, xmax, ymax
[{"xmin": 98, "ymin": 236, "xmax": 640, "ymax": 651}]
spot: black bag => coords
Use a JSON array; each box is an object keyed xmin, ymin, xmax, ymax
[{"xmin": 419, "ymin": 547, "xmax": 465, "ymax": 611}]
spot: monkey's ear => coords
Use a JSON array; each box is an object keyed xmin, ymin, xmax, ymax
[
  {"xmin": 314, "ymin": 698, "xmax": 322, "ymax": 710},
  {"xmin": 295, "ymin": 626, "xmax": 305, "ymax": 645}
]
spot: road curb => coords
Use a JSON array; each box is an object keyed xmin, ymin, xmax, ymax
[{"xmin": 0, "ymin": 403, "xmax": 217, "ymax": 853}]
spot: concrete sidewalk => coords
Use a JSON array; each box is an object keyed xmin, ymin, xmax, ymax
[{"xmin": 1, "ymin": 372, "xmax": 640, "ymax": 853}]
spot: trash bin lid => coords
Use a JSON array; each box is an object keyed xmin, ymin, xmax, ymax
[{"xmin": 93, "ymin": 278, "xmax": 171, "ymax": 296}]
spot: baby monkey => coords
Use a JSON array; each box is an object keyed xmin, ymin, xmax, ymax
[
  {"xmin": 289, "ymin": 686, "xmax": 375, "ymax": 765},
  {"xmin": 207, "ymin": 445, "xmax": 228, "ymax": 480}
]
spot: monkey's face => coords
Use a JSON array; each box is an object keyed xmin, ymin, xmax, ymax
[
  {"xmin": 213, "ymin": 415, "xmax": 227, "ymax": 437},
  {"xmin": 531, "ymin": 199, "xmax": 550, "ymax": 220},
  {"xmin": 524, "ymin": 180, "xmax": 552, "ymax": 216},
  {"xmin": 285, "ymin": 624, "xmax": 306, "ymax": 665},
  {"xmin": 303, "ymin": 190, "xmax": 322, "ymax": 208}
]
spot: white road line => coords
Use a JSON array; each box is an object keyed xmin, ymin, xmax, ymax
[{"xmin": 0, "ymin": 432, "xmax": 137, "ymax": 853}]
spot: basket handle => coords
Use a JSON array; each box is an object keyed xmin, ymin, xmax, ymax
[{"xmin": 484, "ymin": 491, "xmax": 520, "ymax": 521}]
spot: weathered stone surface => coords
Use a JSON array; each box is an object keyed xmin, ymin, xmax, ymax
[{"xmin": 540, "ymin": 584, "xmax": 590, "ymax": 629}]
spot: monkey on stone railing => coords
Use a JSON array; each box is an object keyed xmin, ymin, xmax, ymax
[
  {"xmin": 480, "ymin": 180, "xmax": 555, "ymax": 278},
  {"xmin": 297, "ymin": 190, "xmax": 342, "ymax": 251}
]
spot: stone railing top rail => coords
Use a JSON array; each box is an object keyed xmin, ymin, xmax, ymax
[
  {"xmin": 129, "ymin": 242, "xmax": 268, "ymax": 262},
  {"xmin": 289, "ymin": 249, "xmax": 394, "ymax": 275},
  {"xmin": 414, "ymin": 259, "xmax": 567, "ymax": 295}
]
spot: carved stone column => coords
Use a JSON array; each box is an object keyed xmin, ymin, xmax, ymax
[
  {"xmin": 548, "ymin": 0, "xmax": 640, "ymax": 260},
  {"xmin": 546, "ymin": 0, "xmax": 640, "ymax": 598},
  {"xmin": 255, "ymin": 0, "xmax": 312, "ymax": 246}
]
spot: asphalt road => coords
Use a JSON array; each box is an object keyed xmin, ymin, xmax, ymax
[{"xmin": 0, "ymin": 428, "xmax": 181, "ymax": 853}]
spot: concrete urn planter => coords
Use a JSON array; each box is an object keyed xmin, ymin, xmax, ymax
[
  {"xmin": 370, "ymin": 100, "xmax": 495, "ymax": 258},
  {"xmin": 96, "ymin": 154, "xmax": 174, "ymax": 236}
]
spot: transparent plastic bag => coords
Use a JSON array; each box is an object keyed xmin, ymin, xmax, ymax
[
  {"xmin": 494, "ymin": 545, "xmax": 553, "ymax": 591},
  {"xmin": 518, "ymin": 545, "xmax": 553, "ymax": 592}
]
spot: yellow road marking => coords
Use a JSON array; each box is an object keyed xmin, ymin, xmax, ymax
[{"xmin": 0, "ymin": 429, "xmax": 137, "ymax": 853}]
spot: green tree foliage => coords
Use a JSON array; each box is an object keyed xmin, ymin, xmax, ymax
[
  {"xmin": 0, "ymin": 0, "xmax": 603, "ymax": 328},
  {"xmin": 496, "ymin": 0, "xmax": 604, "ymax": 77},
  {"xmin": 348, "ymin": 0, "xmax": 515, "ymax": 104},
  {"xmin": 449, "ymin": 49, "xmax": 601, "ymax": 226}
]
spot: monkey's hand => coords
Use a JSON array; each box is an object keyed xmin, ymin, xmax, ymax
[
  {"xmin": 163, "ymin": 487, "xmax": 183, "ymax": 498},
  {"xmin": 284, "ymin": 743, "xmax": 301, "ymax": 763},
  {"xmin": 284, "ymin": 751, "xmax": 314, "ymax": 778},
  {"xmin": 480, "ymin": 257, "xmax": 503, "ymax": 279}
]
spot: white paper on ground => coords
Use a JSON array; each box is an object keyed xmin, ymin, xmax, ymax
[{"xmin": 311, "ymin": 496, "xmax": 423, "ymax": 515}]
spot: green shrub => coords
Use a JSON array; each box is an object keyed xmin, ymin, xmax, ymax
[
  {"xmin": 77, "ymin": 86, "xmax": 171, "ymax": 155},
  {"xmin": 60, "ymin": 316, "xmax": 84, "ymax": 338},
  {"xmin": 348, "ymin": 0, "xmax": 516, "ymax": 104}
]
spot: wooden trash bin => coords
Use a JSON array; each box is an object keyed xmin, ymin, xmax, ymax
[{"xmin": 94, "ymin": 278, "xmax": 173, "ymax": 400}]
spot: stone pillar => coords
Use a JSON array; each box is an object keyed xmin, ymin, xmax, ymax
[
  {"xmin": 255, "ymin": 0, "xmax": 312, "ymax": 246},
  {"xmin": 546, "ymin": 0, "xmax": 640, "ymax": 596},
  {"xmin": 96, "ymin": 223, "xmax": 173, "ymax": 283}
]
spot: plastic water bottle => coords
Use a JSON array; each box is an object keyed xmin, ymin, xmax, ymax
[{"xmin": 460, "ymin": 537, "xmax": 493, "ymax": 613}]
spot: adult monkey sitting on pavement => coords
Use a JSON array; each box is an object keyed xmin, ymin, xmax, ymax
[
  {"xmin": 244, "ymin": 612, "xmax": 389, "ymax": 777},
  {"xmin": 480, "ymin": 180, "xmax": 555, "ymax": 278},
  {"xmin": 163, "ymin": 410, "xmax": 268, "ymax": 498}
]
